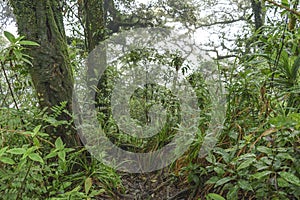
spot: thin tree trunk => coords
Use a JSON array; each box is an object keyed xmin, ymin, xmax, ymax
[
  {"xmin": 251, "ymin": 0, "xmax": 265, "ymax": 31},
  {"xmin": 81, "ymin": 0, "xmax": 111, "ymax": 120}
]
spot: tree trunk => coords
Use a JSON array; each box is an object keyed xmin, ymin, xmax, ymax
[
  {"xmin": 9, "ymin": 0, "xmax": 81, "ymax": 147},
  {"xmin": 251, "ymin": 0, "xmax": 265, "ymax": 31},
  {"xmin": 84, "ymin": 0, "xmax": 105, "ymax": 52},
  {"xmin": 81, "ymin": 0, "xmax": 111, "ymax": 120}
]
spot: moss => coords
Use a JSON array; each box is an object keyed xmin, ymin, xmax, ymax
[{"xmin": 9, "ymin": 0, "xmax": 79, "ymax": 146}]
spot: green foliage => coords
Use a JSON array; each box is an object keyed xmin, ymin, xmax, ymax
[
  {"xmin": 0, "ymin": 31, "xmax": 38, "ymax": 117},
  {"xmin": 206, "ymin": 193, "xmax": 226, "ymax": 200},
  {"xmin": 184, "ymin": 14, "xmax": 300, "ymax": 199},
  {"xmin": 1, "ymin": 0, "xmax": 300, "ymax": 199},
  {"xmin": 0, "ymin": 32, "xmax": 121, "ymax": 199},
  {"xmin": 0, "ymin": 124, "xmax": 120, "ymax": 199},
  {"xmin": 95, "ymin": 48, "xmax": 211, "ymax": 154},
  {"xmin": 2, "ymin": 31, "xmax": 39, "ymax": 66}
]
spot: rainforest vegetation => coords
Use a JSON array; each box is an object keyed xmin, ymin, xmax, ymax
[{"xmin": 0, "ymin": 0, "xmax": 299, "ymax": 199}]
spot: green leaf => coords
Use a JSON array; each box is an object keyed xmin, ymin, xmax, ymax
[
  {"xmin": 65, "ymin": 186, "xmax": 81, "ymax": 195},
  {"xmin": 206, "ymin": 152, "xmax": 216, "ymax": 164},
  {"xmin": 85, "ymin": 177, "xmax": 93, "ymax": 194},
  {"xmin": 281, "ymin": 0, "xmax": 289, "ymax": 7},
  {"xmin": 33, "ymin": 125, "xmax": 42, "ymax": 136},
  {"xmin": 237, "ymin": 157, "xmax": 256, "ymax": 171},
  {"xmin": 28, "ymin": 153, "xmax": 44, "ymax": 164},
  {"xmin": 206, "ymin": 176, "xmax": 219, "ymax": 184},
  {"xmin": 214, "ymin": 148, "xmax": 231, "ymax": 163},
  {"xmin": 4, "ymin": 31, "xmax": 16, "ymax": 43},
  {"xmin": 238, "ymin": 153, "xmax": 256, "ymax": 160},
  {"xmin": 22, "ymin": 147, "xmax": 36, "ymax": 160},
  {"xmin": 277, "ymin": 177, "xmax": 290, "ymax": 187},
  {"xmin": 33, "ymin": 137, "xmax": 40, "ymax": 147},
  {"xmin": 279, "ymin": 172, "xmax": 300, "ymax": 186},
  {"xmin": 276, "ymin": 153, "xmax": 294, "ymax": 161},
  {"xmin": 89, "ymin": 189, "xmax": 105, "ymax": 196},
  {"xmin": 0, "ymin": 157, "xmax": 15, "ymax": 165},
  {"xmin": 215, "ymin": 176, "xmax": 235, "ymax": 187},
  {"xmin": 193, "ymin": 175, "xmax": 201, "ymax": 185},
  {"xmin": 63, "ymin": 181, "xmax": 72, "ymax": 188},
  {"xmin": 55, "ymin": 137, "xmax": 64, "ymax": 149},
  {"xmin": 206, "ymin": 193, "xmax": 226, "ymax": 200},
  {"xmin": 252, "ymin": 171, "xmax": 273, "ymax": 179},
  {"xmin": 17, "ymin": 157, "xmax": 27, "ymax": 169},
  {"xmin": 21, "ymin": 58, "xmax": 33, "ymax": 66},
  {"xmin": 0, "ymin": 147, "xmax": 8, "ymax": 157},
  {"xmin": 238, "ymin": 180, "xmax": 253, "ymax": 191},
  {"xmin": 64, "ymin": 148, "xmax": 75, "ymax": 153},
  {"xmin": 257, "ymin": 146, "xmax": 272, "ymax": 155},
  {"xmin": 19, "ymin": 40, "xmax": 39, "ymax": 46},
  {"xmin": 16, "ymin": 35, "xmax": 25, "ymax": 40},
  {"xmin": 214, "ymin": 167, "xmax": 225, "ymax": 176},
  {"xmin": 13, "ymin": 50, "xmax": 22, "ymax": 60},
  {"xmin": 57, "ymin": 151, "xmax": 66, "ymax": 161},
  {"xmin": 45, "ymin": 151, "xmax": 57, "ymax": 159},
  {"xmin": 7, "ymin": 148, "xmax": 26, "ymax": 155},
  {"xmin": 292, "ymin": 56, "xmax": 300, "ymax": 81},
  {"xmin": 226, "ymin": 185, "xmax": 238, "ymax": 199}
]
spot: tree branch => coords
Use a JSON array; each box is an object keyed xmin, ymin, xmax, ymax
[
  {"xmin": 195, "ymin": 17, "xmax": 246, "ymax": 28},
  {"xmin": 265, "ymin": 0, "xmax": 300, "ymax": 17}
]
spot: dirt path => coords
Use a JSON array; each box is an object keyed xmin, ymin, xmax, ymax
[{"xmin": 97, "ymin": 168, "xmax": 195, "ymax": 200}]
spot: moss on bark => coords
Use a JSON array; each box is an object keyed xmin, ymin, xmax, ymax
[{"xmin": 9, "ymin": 0, "xmax": 81, "ymax": 147}]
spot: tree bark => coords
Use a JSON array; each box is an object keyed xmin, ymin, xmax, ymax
[
  {"xmin": 251, "ymin": 0, "xmax": 265, "ymax": 31},
  {"xmin": 9, "ymin": 0, "xmax": 81, "ymax": 147},
  {"xmin": 81, "ymin": 0, "xmax": 111, "ymax": 120},
  {"xmin": 83, "ymin": 0, "xmax": 105, "ymax": 52}
]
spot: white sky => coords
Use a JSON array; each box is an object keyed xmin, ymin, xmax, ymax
[
  {"xmin": 3, "ymin": 22, "xmax": 17, "ymax": 36},
  {"xmin": 1, "ymin": 0, "xmax": 241, "ymax": 59}
]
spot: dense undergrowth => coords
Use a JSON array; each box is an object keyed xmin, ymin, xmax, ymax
[{"xmin": 0, "ymin": 19, "xmax": 300, "ymax": 200}]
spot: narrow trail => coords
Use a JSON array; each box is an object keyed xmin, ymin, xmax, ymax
[{"xmin": 97, "ymin": 168, "xmax": 195, "ymax": 200}]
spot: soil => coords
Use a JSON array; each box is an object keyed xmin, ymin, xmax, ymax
[{"xmin": 96, "ymin": 168, "xmax": 195, "ymax": 200}]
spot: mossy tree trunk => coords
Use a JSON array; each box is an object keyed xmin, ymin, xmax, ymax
[{"xmin": 9, "ymin": 0, "xmax": 81, "ymax": 147}]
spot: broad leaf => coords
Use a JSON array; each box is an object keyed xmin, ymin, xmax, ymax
[
  {"xmin": 45, "ymin": 151, "xmax": 57, "ymax": 159},
  {"xmin": 29, "ymin": 153, "xmax": 44, "ymax": 164},
  {"xmin": 4, "ymin": 31, "xmax": 16, "ymax": 43},
  {"xmin": 237, "ymin": 157, "xmax": 256, "ymax": 171},
  {"xmin": 57, "ymin": 151, "xmax": 66, "ymax": 161},
  {"xmin": 0, "ymin": 157, "xmax": 15, "ymax": 165},
  {"xmin": 238, "ymin": 180, "xmax": 253, "ymax": 191},
  {"xmin": 7, "ymin": 148, "xmax": 26, "ymax": 155},
  {"xmin": 281, "ymin": 0, "xmax": 289, "ymax": 7},
  {"xmin": 0, "ymin": 147, "xmax": 8, "ymax": 157},
  {"xmin": 252, "ymin": 171, "xmax": 273, "ymax": 179},
  {"xmin": 215, "ymin": 176, "xmax": 235, "ymax": 187},
  {"xmin": 85, "ymin": 177, "xmax": 93, "ymax": 194},
  {"xmin": 55, "ymin": 137, "xmax": 64, "ymax": 149},
  {"xmin": 206, "ymin": 193, "xmax": 226, "ymax": 200},
  {"xmin": 19, "ymin": 40, "xmax": 39, "ymax": 46},
  {"xmin": 279, "ymin": 172, "xmax": 300, "ymax": 186},
  {"xmin": 33, "ymin": 125, "xmax": 42, "ymax": 136}
]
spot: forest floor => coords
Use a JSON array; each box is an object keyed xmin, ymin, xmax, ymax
[{"xmin": 97, "ymin": 168, "xmax": 195, "ymax": 200}]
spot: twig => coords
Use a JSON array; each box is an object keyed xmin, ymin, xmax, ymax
[
  {"xmin": 265, "ymin": 0, "xmax": 300, "ymax": 17},
  {"xmin": 0, "ymin": 61, "xmax": 26, "ymax": 125},
  {"xmin": 167, "ymin": 187, "xmax": 192, "ymax": 200},
  {"xmin": 16, "ymin": 160, "xmax": 33, "ymax": 200},
  {"xmin": 0, "ymin": 62, "xmax": 20, "ymax": 112},
  {"xmin": 151, "ymin": 178, "xmax": 173, "ymax": 193},
  {"xmin": 195, "ymin": 17, "xmax": 246, "ymax": 28}
]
